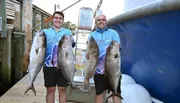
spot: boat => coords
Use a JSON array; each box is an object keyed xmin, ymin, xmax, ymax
[{"xmin": 107, "ymin": 0, "xmax": 180, "ymax": 103}]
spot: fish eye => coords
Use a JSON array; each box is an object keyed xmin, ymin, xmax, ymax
[{"xmin": 114, "ymin": 54, "xmax": 118, "ymax": 58}]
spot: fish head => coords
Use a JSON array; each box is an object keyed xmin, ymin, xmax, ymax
[
  {"xmin": 88, "ymin": 37, "xmax": 98, "ymax": 53},
  {"xmin": 107, "ymin": 40, "xmax": 120, "ymax": 56},
  {"xmin": 65, "ymin": 35, "xmax": 72, "ymax": 43},
  {"xmin": 89, "ymin": 37, "xmax": 95, "ymax": 43},
  {"xmin": 59, "ymin": 35, "xmax": 72, "ymax": 49},
  {"xmin": 110, "ymin": 40, "xmax": 119, "ymax": 50},
  {"xmin": 35, "ymin": 31, "xmax": 46, "ymax": 48}
]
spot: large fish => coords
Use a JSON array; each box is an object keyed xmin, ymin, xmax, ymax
[
  {"xmin": 105, "ymin": 40, "xmax": 123, "ymax": 100},
  {"xmin": 57, "ymin": 35, "xmax": 78, "ymax": 89},
  {"xmin": 83, "ymin": 37, "xmax": 99, "ymax": 90},
  {"xmin": 24, "ymin": 31, "xmax": 46, "ymax": 95}
]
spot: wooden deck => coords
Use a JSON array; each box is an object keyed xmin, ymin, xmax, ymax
[
  {"xmin": 0, "ymin": 68, "xmax": 113, "ymax": 103},
  {"xmin": 0, "ymin": 69, "xmax": 54, "ymax": 103},
  {"xmin": 0, "ymin": 69, "xmax": 82, "ymax": 103}
]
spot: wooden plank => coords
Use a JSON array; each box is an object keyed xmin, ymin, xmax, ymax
[
  {"xmin": 0, "ymin": 69, "xmax": 85, "ymax": 103},
  {"xmin": 14, "ymin": 6, "xmax": 21, "ymax": 30},
  {"xmin": 12, "ymin": 32, "xmax": 24, "ymax": 83},
  {"xmin": 35, "ymin": 12, "xmax": 42, "ymax": 31},
  {"xmin": 6, "ymin": 0, "xmax": 20, "ymax": 5},
  {"xmin": 41, "ymin": 13, "xmax": 44, "ymax": 29},
  {"xmin": 1, "ymin": 29, "xmax": 12, "ymax": 84},
  {"xmin": 0, "ymin": 49, "xmax": 2, "ymax": 62},
  {"xmin": 6, "ymin": 0, "xmax": 15, "ymax": 19},
  {"xmin": 0, "ymin": 0, "xmax": 7, "ymax": 38},
  {"xmin": 0, "ymin": 70, "xmax": 47, "ymax": 103},
  {"xmin": 22, "ymin": 0, "xmax": 33, "ymax": 73},
  {"xmin": 0, "ymin": 40, "xmax": 2, "ymax": 62},
  {"xmin": 6, "ymin": 10, "xmax": 14, "ymax": 19},
  {"xmin": 32, "ymin": 5, "xmax": 52, "ymax": 17},
  {"xmin": 6, "ymin": 1, "xmax": 15, "ymax": 10},
  {"xmin": 0, "ymin": 39, "xmax": 2, "ymax": 77}
]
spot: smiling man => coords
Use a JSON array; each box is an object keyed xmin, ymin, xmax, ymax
[
  {"xmin": 86, "ymin": 14, "xmax": 122, "ymax": 103},
  {"xmin": 42, "ymin": 11, "xmax": 74, "ymax": 103}
]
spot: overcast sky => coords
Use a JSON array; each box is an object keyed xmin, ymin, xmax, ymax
[{"xmin": 32, "ymin": 0, "xmax": 125, "ymax": 24}]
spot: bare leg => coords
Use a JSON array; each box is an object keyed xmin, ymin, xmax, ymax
[
  {"xmin": 58, "ymin": 86, "xmax": 67, "ymax": 103},
  {"xmin": 46, "ymin": 86, "xmax": 56, "ymax": 103},
  {"xmin": 112, "ymin": 96, "xmax": 122, "ymax": 103},
  {"xmin": 95, "ymin": 92, "xmax": 106, "ymax": 103}
]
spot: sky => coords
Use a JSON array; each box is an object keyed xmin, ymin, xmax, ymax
[{"xmin": 32, "ymin": 0, "xmax": 125, "ymax": 25}]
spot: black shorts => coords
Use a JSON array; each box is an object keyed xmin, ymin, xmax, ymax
[
  {"xmin": 43, "ymin": 67, "xmax": 69, "ymax": 87},
  {"xmin": 94, "ymin": 74, "xmax": 121, "ymax": 95}
]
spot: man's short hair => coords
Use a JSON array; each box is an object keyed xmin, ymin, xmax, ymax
[
  {"xmin": 95, "ymin": 14, "xmax": 107, "ymax": 22},
  {"xmin": 53, "ymin": 11, "xmax": 64, "ymax": 19}
]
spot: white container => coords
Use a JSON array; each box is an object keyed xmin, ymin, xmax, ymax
[{"xmin": 66, "ymin": 76, "xmax": 106, "ymax": 103}]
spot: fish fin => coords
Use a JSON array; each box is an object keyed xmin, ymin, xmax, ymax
[
  {"xmin": 67, "ymin": 84, "xmax": 83, "ymax": 95},
  {"xmin": 24, "ymin": 84, "xmax": 36, "ymax": 96},
  {"xmin": 106, "ymin": 92, "xmax": 123, "ymax": 101},
  {"xmin": 108, "ymin": 90, "xmax": 111, "ymax": 94},
  {"xmin": 68, "ymin": 84, "xmax": 73, "ymax": 94},
  {"xmin": 32, "ymin": 84, "xmax": 36, "ymax": 96},
  {"xmin": 83, "ymin": 78, "xmax": 90, "ymax": 91},
  {"xmin": 72, "ymin": 85, "xmax": 81, "ymax": 91},
  {"xmin": 70, "ymin": 84, "xmax": 83, "ymax": 93}
]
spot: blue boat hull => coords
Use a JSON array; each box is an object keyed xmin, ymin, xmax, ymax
[{"xmin": 110, "ymin": 10, "xmax": 180, "ymax": 103}]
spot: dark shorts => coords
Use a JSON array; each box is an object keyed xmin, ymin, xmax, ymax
[
  {"xmin": 94, "ymin": 74, "xmax": 121, "ymax": 95},
  {"xmin": 43, "ymin": 67, "xmax": 69, "ymax": 87}
]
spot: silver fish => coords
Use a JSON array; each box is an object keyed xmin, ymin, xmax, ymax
[
  {"xmin": 24, "ymin": 31, "xmax": 46, "ymax": 95},
  {"xmin": 57, "ymin": 35, "xmax": 77, "ymax": 89},
  {"xmin": 105, "ymin": 40, "xmax": 123, "ymax": 100},
  {"xmin": 83, "ymin": 37, "xmax": 99, "ymax": 90}
]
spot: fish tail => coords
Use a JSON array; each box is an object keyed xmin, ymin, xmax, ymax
[
  {"xmin": 83, "ymin": 79, "xmax": 89, "ymax": 91},
  {"xmin": 106, "ymin": 92, "xmax": 123, "ymax": 102},
  {"xmin": 24, "ymin": 84, "xmax": 36, "ymax": 96},
  {"xmin": 68, "ymin": 85, "xmax": 73, "ymax": 94},
  {"xmin": 72, "ymin": 85, "xmax": 82, "ymax": 91},
  {"xmin": 68, "ymin": 84, "xmax": 83, "ymax": 93}
]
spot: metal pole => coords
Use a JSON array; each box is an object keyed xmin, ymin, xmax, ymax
[
  {"xmin": 54, "ymin": 4, "xmax": 56, "ymax": 12},
  {"xmin": 56, "ymin": 4, "xmax": 60, "ymax": 11},
  {"xmin": 92, "ymin": 0, "xmax": 103, "ymax": 31},
  {"xmin": 74, "ymin": 28, "xmax": 79, "ymax": 60},
  {"xmin": 61, "ymin": 0, "xmax": 81, "ymax": 12},
  {"xmin": 93, "ymin": 0, "xmax": 103, "ymax": 18},
  {"xmin": 0, "ymin": 0, "xmax": 7, "ymax": 38}
]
